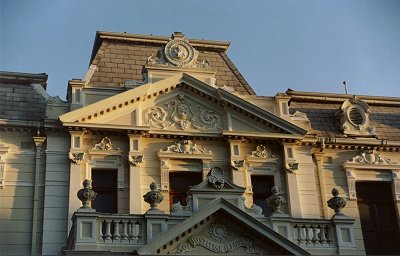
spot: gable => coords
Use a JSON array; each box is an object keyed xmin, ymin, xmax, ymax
[
  {"xmin": 138, "ymin": 199, "xmax": 309, "ymax": 255},
  {"xmin": 60, "ymin": 74, "xmax": 306, "ymax": 135}
]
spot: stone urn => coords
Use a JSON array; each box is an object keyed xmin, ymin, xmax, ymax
[
  {"xmin": 77, "ymin": 179, "xmax": 97, "ymax": 210},
  {"xmin": 143, "ymin": 182, "xmax": 163, "ymax": 211},
  {"xmin": 327, "ymin": 188, "xmax": 346, "ymax": 217}
]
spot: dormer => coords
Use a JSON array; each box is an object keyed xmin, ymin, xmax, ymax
[{"xmin": 335, "ymin": 96, "xmax": 375, "ymax": 137}]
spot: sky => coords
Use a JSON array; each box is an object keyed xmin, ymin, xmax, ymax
[{"xmin": 1, "ymin": 0, "xmax": 400, "ymax": 99}]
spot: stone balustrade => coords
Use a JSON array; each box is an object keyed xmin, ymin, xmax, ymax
[
  {"xmin": 292, "ymin": 220, "xmax": 334, "ymax": 247},
  {"xmin": 64, "ymin": 211, "xmax": 146, "ymax": 252},
  {"xmin": 99, "ymin": 216, "xmax": 142, "ymax": 243}
]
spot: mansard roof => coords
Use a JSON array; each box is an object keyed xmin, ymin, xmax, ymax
[
  {"xmin": 60, "ymin": 73, "xmax": 307, "ymax": 135},
  {"xmin": 287, "ymin": 90, "xmax": 400, "ymax": 142},
  {"xmin": 86, "ymin": 31, "xmax": 255, "ymax": 95},
  {"xmin": 138, "ymin": 198, "xmax": 310, "ymax": 255},
  {"xmin": 0, "ymin": 71, "xmax": 48, "ymax": 124}
]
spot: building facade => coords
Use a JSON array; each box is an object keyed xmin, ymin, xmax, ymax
[{"xmin": 0, "ymin": 31, "xmax": 399, "ymax": 255}]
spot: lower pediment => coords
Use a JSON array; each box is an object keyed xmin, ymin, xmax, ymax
[{"xmin": 138, "ymin": 199, "xmax": 309, "ymax": 255}]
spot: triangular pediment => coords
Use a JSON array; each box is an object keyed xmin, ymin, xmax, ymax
[
  {"xmin": 138, "ymin": 199, "xmax": 309, "ymax": 255},
  {"xmin": 60, "ymin": 74, "xmax": 306, "ymax": 135}
]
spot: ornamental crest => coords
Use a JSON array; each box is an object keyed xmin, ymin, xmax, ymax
[
  {"xmin": 92, "ymin": 137, "xmax": 120, "ymax": 151},
  {"xmin": 248, "ymin": 145, "xmax": 275, "ymax": 158},
  {"xmin": 144, "ymin": 94, "xmax": 222, "ymax": 132},
  {"xmin": 160, "ymin": 140, "xmax": 212, "ymax": 155},
  {"xmin": 146, "ymin": 32, "xmax": 211, "ymax": 69},
  {"xmin": 207, "ymin": 167, "xmax": 226, "ymax": 190},
  {"xmin": 347, "ymin": 150, "xmax": 395, "ymax": 165}
]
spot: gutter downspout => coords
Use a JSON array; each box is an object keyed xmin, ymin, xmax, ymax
[{"xmin": 31, "ymin": 136, "xmax": 46, "ymax": 256}]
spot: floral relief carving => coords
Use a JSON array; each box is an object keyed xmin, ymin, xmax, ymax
[
  {"xmin": 145, "ymin": 94, "xmax": 222, "ymax": 132},
  {"xmin": 347, "ymin": 150, "xmax": 395, "ymax": 165}
]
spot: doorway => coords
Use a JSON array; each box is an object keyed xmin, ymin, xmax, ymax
[
  {"xmin": 91, "ymin": 168, "xmax": 118, "ymax": 213},
  {"xmin": 356, "ymin": 181, "xmax": 400, "ymax": 254}
]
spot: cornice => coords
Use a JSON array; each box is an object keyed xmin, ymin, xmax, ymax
[
  {"xmin": 97, "ymin": 31, "xmax": 231, "ymax": 50},
  {"xmin": 223, "ymin": 131, "xmax": 304, "ymax": 141},
  {"xmin": 286, "ymin": 89, "xmax": 400, "ymax": 105},
  {"xmin": 0, "ymin": 71, "xmax": 48, "ymax": 89}
]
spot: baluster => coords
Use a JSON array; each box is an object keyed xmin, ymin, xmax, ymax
[
  {"xmin": 99, "ymin": 220, "xmax": 105, "ymax": 241},
  {"xmin": 113, "ymin": 220, "xmax": 121, "ymax": 241},
  {"xmin": 104, "ymin": 220, "xmax": 112, "ymax": 240},
  {"xmin": 127, "ymin": 221, "xmax": 134, "ymax": 241},
  {"xmin": 305, "ymin": 225, "xmax": 313, "ymax": 246},
  {"xmin": 295, "ymin": 224, "xmax": 305, "ymax": 246},
  {"xmin": 319, "ymin": 225, "xmax": 328, "ymax": 246},
  {"xmin": 121, "ymin": 220, "xmax": 128, "ymax": 241},
  {"xmin": 326, "ymin": 226, "xmax": 332, "ymax": 246},
  {"xmin": 312, "ymin": 225, "xmax": 320, "ymax": 246},
  {"xmin": 133, "ymin": 222, "xmax": 140, "ymax": 241}
]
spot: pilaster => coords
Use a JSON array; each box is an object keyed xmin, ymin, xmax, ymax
[{"xmin": 312, "ymin": 151, "xmax": 329, "ymax": 218}]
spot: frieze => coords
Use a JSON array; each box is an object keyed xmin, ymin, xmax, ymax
[
  {"xmin": 145, "ymin": 94, "xmax": 222, "ymax": 131},
  {"xmin": 347, "ymin": 150, "xmax": 395, "ymax": 165}
]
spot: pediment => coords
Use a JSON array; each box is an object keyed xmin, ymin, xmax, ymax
[
  {"xmin": 138, "ymin": 199, "xmax": 309, "ymax": 255},
  {"xmin": 60, "ymin": 74, "xmax": 306, "ymax": 135}
]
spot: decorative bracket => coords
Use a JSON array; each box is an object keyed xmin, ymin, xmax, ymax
[
  {"xmin": 285, "ymin": 161, "xmax": 299, "ymax": 173},
  {"xmin": 69, "ymin": 152, "xmax": 85, "ymax": 164},
  {"xmin": 129, "ymin": 154, "xmax": 143, "ymax": 166},
  {"xmin": 0, "ymin": 144, "xmax": 9, "ymax": 189},
  {"xmin": 231, "ymin": 160, "xmax": 244, "ymax": 171}
]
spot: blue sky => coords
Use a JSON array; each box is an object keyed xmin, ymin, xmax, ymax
[{"xmin": 1, "ymin": 0, "xmax": 400, "ymax": 99}]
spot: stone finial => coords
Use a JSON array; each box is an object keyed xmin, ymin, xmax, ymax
[
  {"xmin": 327, "ymin": 188, "xmax": 346, "ymax": 217},
  {"xmin": 143, "ymin": 182, "xmax": 163, "ymax": 211},
  {"xmin": 266, "ymin": 186, "xmax": 286, "ymax": 214},
  {"xmin": 77, "ymin": 179, "xmax": 97, "ymax": 210}
]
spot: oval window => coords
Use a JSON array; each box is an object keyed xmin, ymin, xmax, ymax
[{"xmin": 349, "ymin": 108, "xmax": 363, "ymax": 125}]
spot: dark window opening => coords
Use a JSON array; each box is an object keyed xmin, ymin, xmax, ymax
[
  {"xmin": 251, "ymin": 175, "xmax": 274, "ymax": 217},
  {"xmin": 92, "ymin": 168, "xmax": 118, "ymax": 213},
  {"xmin": 356, "ymin": 181, "xmax": 400, "ymax": 255},
  {"xmin": 169, "ymin": 172, "xmax": 202, "ymax": 207}
]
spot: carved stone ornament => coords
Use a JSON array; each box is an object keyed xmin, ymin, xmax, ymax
[
  {"xmin": 290, "ymin": 110, "xmax": 308, "ymax": 119},
  {"xmin": 347, "ymin": 150, "xmax": 395, "ymax": 165},
  {"xmin": 335, "ymin": 96, "xmax": 375, "ymax": 137},
  {"xmin": 143, "ymin": 182, "xmax": 163, "ymax": 211},
  {"xmin": 207, "ymin": 167, "xmax": 226, "ymax": 190},
  {"xmin": 285, "ymin": 161, "xmax": 299, "ymax": 173},
  {"xmin": 231, "ymin": 160, "xmax": 244, "ymax": 171},
  {"xmin": 146, "ymin": 32, "xmax": 212, "ymax": 69},
  {"xmin": 327, "ymin": 188, "xmax": 346, "ymax": 217},
  {"xmin": 69, "ymin": 152, "xmax": 85, "ymax": 164},
  {"xmin": 92, "ymin": 137, "xmax": 120, "ymax": 151},
  {"xmin": 160, "ymin": 139, "xmax": 212, "ymax": 155},
  {"xmin": 169, "ymin": 222, "xmax": 269, "ymax": 255},
  {"xmin": 77, "ymin": 179, "xmax": 97, "ymax": 210},
  {"xmin": 266, "ymin": 186, "xmax": 286, "ymax": 214},
  {"xmin": 145, "ymin": 94, "xmax": 222, "ymax": 132},
  {"xmin": 248, "ymin": 145, "xmax": 275, "ymax": 158},
  {"xmin": 128, "ymin": 155, "xmax": 143, "ymax": 166}
]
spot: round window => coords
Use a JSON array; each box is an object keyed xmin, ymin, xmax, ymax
[{"xmin": 349, "ymin": 108, "xmax": 364, "ymax": 125}]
